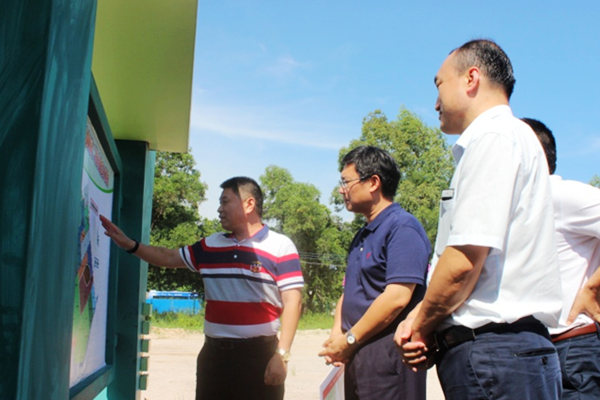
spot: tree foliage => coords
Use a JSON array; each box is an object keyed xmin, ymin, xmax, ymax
[
  {"xmin": 146, "ymin": 107, "xmax": 455, "ymax": 309},
  {"xmin": 148, "ymin": 151, "xmax": 219, "ymax": 293},
  {"xmin": 336, "ymin": 107, "xmax": 454, "ymax": 246},
  {"xmin": 590, "ymin": 175, "xmax": 600, "ymax": 188},
  {"xmin": 260, "ymin": 166, "xmax": 351, "ymax": 312}
]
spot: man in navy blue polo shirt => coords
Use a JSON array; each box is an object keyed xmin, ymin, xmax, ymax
[{"xmin": 319, "ymin": 146, "xmax": 431, "ymax": 400}]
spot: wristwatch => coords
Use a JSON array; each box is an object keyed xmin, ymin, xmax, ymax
[
  {"xmin": 346, "ymin": 330, "xmax": 359, "ymax": 346},
  {"xmin": 276, "ymin": 348, "xmax": 291, "ymax": 362}
]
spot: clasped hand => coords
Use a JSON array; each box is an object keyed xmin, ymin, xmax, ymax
[
  {"xmin": 394, "ymin": 318, "xmax": 436, "ymax": 372},
  {"xmin": 318, "ymin": 333, "xmax": 353, "ymax": 366}
]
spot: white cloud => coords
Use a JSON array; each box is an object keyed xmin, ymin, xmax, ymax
[
  {"xmin": 190, "ymin": 103, "xmax": 347, "ymax": 150},
  {"xmin": 263, "ymin": 55, "xmax": 312, "ymax": 79}
]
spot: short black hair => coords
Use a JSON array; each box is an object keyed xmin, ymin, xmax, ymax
[
  {"xmin": 220, "ymin": 176, "xmax": 264, "ymax": 217},
  {"xmin": 453, "ymin": 39, "xmax": 516, "ymax": 99},
  {"xmin": 521, "ymin": 118, "xmax": 557, "ymax": 174},
  {"xmin": 341, "ymin": 146, "xmax": 400, "ymax": 200}
]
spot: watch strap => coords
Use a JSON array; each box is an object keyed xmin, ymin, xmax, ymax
[{"xmin": 275, "ymin": 347, "xmax": 291, "ymax": 362}]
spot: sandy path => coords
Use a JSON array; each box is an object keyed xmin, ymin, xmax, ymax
[{"xmin": 142, "ymin": 328, "xmax": 445, "ymax": 400}]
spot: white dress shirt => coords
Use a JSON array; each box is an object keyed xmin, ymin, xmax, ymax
[
  {"xmin": 429, "ymin": 105, "xmax": 562, "ymax": 330},
  {"xmin": 548, "ymin": 175, "xmax": 600, "ymax": 334}
]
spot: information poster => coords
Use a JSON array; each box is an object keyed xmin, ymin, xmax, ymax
[
  {"xmin": 70, "ymin": 118, "xmax": 114, "ymax": 387},
  {"xmin": 320, "ymin": 365, "xmax": 345, "ymax": 400}
]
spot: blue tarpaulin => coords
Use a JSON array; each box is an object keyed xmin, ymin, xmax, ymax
[{"xmin": 146, "ymin": 291, "xmax": 202, "ymax": 314}]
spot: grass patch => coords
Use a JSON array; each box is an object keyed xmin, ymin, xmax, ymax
[
  {"xmin": 297, "ymin": 312, "xmax": 334, "ymax": 330},
  {"xmin": 150, "ymin": 310, "xmax": 333, "ymax": 331},
  {"xmin": 151, "ymin": 311, "xmax": 204, "ymax": 331}
]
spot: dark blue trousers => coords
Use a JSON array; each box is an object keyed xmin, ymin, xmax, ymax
[
  {"xmin": 344, "ymin": 331, "xmax": 426, "ymax": 400},
  {"xmin": 436, "ymin": 330, "xmax": 561, "ymax": 400},
  {"xmin": 555, "ymin": 331, "xmax": 600, "ymax": 399}
]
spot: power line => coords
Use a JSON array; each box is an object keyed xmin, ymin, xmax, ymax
[{"xmin": 298, "ymin": 252, "xmax": 347, "ymax": 268}]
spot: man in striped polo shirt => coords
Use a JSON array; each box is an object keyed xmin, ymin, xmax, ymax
[{"xmin": 100, "ymin": 176, "xmax": 304, "ymax": 400}]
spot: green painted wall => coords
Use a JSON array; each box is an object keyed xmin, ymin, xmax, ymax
[{"xmin": 0, "ymin": 0, "xmax": 97, "ymax": 399}]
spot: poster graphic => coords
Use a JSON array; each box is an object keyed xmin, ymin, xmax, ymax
[{"xmin": 70, "ymin": 118, "xmax": 114, "ymax": 387}]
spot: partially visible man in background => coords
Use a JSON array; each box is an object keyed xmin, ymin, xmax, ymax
[{"xmin": 524, "ymin": 117, "xmax": 600, "ymax": 399}]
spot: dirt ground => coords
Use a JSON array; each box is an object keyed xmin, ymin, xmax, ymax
[{"xmin": 142, "ymin": 328, "xmax": 445, "ymax": 400}]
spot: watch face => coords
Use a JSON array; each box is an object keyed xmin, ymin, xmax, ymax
[
  {"xmin": 346, "ymin": 333, "xmax": 356, "ymax": 344},
  {"xmin": 276, "ymin": 348, "xmax": 291, "ymax": 362}
]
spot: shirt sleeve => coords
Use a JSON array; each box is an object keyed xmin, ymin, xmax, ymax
[
  {"xmin": 559, "ymin": 181, "xmax": 600, "ymax": 239},
  {"xmin": 275, "ymin": 238, "xmax": 304, "ymax": 291},
  {"xmin": 448, "ymin": 132, "xmax": 521, "ymax": 252},
  {"xmin": 179, "ymin": 240, "xmax": 203, "ymax": 273},
  {"xmin": 385, "ymin": 221, "xmax": 430, "ymax": 286}
]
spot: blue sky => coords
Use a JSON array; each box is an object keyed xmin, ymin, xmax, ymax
[{"xmin": 188, "ymin": 1, "xmax": 600, "ymax": 220}]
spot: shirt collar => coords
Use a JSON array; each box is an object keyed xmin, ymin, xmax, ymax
[
  {"xmin": 452, "ymin": 105, "xmax": 513, "ymax": 162},
  {"xmin": 224, "ymin": 224, "xmax": 269, "ymax": 243},
  {"xmin": 363, "ymin": 203, "xmax": 400, "ymax": 232}
]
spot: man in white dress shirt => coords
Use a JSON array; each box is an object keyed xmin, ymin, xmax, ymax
[
  {"xmin": 524, "ymin": 117, "xmax": 600, "ymax": 399},
  {"xmin": 395, "ymin": 39, "xmax": 562, "ymax": 400}
]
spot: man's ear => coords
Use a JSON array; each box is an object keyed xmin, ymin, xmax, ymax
[
  {"xmin": 368, "ymin": 175, "xmax": 382, "ymax": 194},
  {"xmin": 244, "ymin": 196, "xmax": 256, "ymax": 215},
  {"xmin": 465, "ymin": 66, "xmax": 481, "ymax": 96}
]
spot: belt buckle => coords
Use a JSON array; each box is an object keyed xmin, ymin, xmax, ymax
[
  {"xmin": 441, "ymin": 326, "xmax": 476, "ymax": 350},
  {"xmin": 433, "ymin": 332, "xmax": 445, "ymax": 352}
]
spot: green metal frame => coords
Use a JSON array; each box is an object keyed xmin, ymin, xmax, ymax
[
  {"xmin": 71, "ymin": 78, "xmax": 157, "ymax": 400},
  {"xmin": 69, "ymin": 78, "xmax": 122, "ymax": 400}
]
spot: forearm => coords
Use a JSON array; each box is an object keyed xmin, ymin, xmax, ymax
[
  {"xmin": 131, "ymin": 242, "xmax": 186, "ymax": 268},
  {"xmin": 567, "ymin": 266, "xmax": 600, "ymax": 324},
  {"xmin": 278, "ymin": 289, "xmax": 302, "ymax": 351},
  {"xmin": 412, "ymin": 245, "xmax": 487, "ymax": 339},
  {"xmin": 101, "ymin": 214, "xmax": 185, "ymax": 268},
  {"xmin": 351, "ymin": 283, "xmax": 416, "ymax": 343},
  {"xmin": 330, "ymin": 295, "xmax": 344, "ymax": 336}
]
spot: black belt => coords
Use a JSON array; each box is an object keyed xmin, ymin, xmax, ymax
[
  {"xmin": 205, "ymin": 335, "xmax": 277, "ymax": 350},
  {"xmin": 434, "ymin": 316, "xmax": 549, "ymax": 352}
]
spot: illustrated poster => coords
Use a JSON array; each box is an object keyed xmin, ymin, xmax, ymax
[{"xmin": 70, "ymin": 118, "xmax": 114, "ymax": 387}]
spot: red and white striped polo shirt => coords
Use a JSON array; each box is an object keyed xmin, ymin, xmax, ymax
[{"xmin": 179, "ymin": 225, "xmax": 304, "ymax": 338}]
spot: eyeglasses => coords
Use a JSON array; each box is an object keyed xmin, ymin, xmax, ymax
[{"xmin": 339, "ymin": 176, "xmax": 368, "ymax": 190}]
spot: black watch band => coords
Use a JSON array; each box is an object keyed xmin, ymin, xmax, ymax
[{"xmin": 126, "ymin": 240, "xmax": 140, "ymax": 254}]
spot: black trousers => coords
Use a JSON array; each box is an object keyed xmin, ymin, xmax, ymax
[{"xmin": 196, "ymin": 335, "xmax": 284, "ymax": 400}]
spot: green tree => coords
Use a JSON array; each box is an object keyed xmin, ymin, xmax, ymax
[
  {"xmin": 260, "ymin": 166, "xmax": 351, "ymax": 312},
  {"xmin": 148, "ymin": 150, "xmax": 219, "ymax": 293},
  {"xmin": 590, "ymin": 175, "xmax": 600, "ymax": 188},
  {"xmin": 336, "ymin": 107, "xmax": 454, "ymax": 246}
]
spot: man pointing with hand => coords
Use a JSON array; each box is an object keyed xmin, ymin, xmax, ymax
[{"xmin": 101, "ymin": 176, "xmax": 303, "ymax": 400}]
